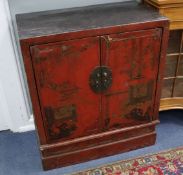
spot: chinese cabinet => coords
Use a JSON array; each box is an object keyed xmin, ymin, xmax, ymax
[{"xmin": 16, "ymin": 1, "xmax": 169, "ymax": 170}]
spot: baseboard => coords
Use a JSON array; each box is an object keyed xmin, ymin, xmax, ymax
[
  {"xmin": 17, "ymin": 115, "xmax": 35, "ymax": 132},
  {"xmin": 18, "ymin": 123, "xmax": 35, "ymax": 132}
]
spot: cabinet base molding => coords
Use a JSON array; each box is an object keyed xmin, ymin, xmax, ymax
[
  {"xmin": 41, "ymin": 121, "xmax": 158, "ymax": 170},
  {"xmin": 160, "ymin": 98, "xmax": 183, "ymax": 111}
]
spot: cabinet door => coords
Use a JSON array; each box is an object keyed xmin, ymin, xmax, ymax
[
  {"xmin": 30, "ymin": 37, "xmax": 101, "ymax": 142},
  {"xmin": 101, "ymin": 29, "xmax": 162, "ymax": 130}
]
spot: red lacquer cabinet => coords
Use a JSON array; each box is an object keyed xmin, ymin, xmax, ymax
[{"xmin": 16, "ymin": 1, "xmax": 169, "ymax": 170}]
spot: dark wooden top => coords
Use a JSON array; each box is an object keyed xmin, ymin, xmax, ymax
[{"xmin": 16, "ymin": 1, "xmax": 167, "ymax": 40}]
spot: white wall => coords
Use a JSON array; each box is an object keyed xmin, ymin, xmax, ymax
[
  {"xmin": 8, "ymin": 0, "xmax": 132, "ymax": 14},
  {"xmin": 2, "ymin": 0, "xmax": 137, "ymax": 132},
  {"xmin": 0, "ymin": 0, "xmax": 34, "ymax": 132}
]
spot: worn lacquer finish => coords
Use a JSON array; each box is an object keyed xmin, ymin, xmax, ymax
[
  {"xmin": 101, "ymin": 29, "xmax": 162, "ymax": 130},
  {"xmin": 16, "ymin": 1, "xmax": 169, "ymax": 170},
  {"xmin": 31, "ymin": 37, "xmax": 101, "ymax": 142},
  {"xmin": 30, "ymin": 29, "xmax": 162, "ymax": 142}
]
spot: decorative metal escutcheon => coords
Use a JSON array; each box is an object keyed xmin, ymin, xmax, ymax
[{"xmin": 89, "ymin": 66, "xmax": 112, "ymax": 93}]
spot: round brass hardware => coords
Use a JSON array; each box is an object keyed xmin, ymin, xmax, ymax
[{"xmin": 89, "ymin": 66, "xmax": 112, "ymax": 93}]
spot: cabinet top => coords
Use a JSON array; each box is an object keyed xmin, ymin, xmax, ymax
[{"xmin": 16, "ymin": 1, "xmax": 167, "ymax": 40}]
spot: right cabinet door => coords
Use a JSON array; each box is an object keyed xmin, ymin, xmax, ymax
[{"xmin": 101, "ymin": 28, "xmax": 162, "ymax": 131}]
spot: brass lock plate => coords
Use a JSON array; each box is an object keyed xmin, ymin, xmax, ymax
[{"xmin": 89, "ymin": 66, "xmax": 112, "ymax": 93}]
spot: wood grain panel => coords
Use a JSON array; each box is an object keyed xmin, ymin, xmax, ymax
[
  {"xmin": 173, "ymin": 78, "xmax": 183, "ymax": 97},
  {"xmin": 144, "ymin": 0, "xmax": 183, "ymax": 30},
  {"xmin": 167, "ymin": 30, "xmax": 182, "ymax": 53},
  {"xmin": 177, "ymin": 55, "xmax": 183, "ymax": 76},
  {"xmin": 165, "ymin": 55, "xmax": 178, "ymax": 77},
  {"xmin": 161, "ymin": 79, "xmax": 174, "ymax": 98}
]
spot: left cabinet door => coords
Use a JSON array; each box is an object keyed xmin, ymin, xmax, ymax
[{"xmin": 30, "ymin": 37, "xmax": 101, "ymax": 142}]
